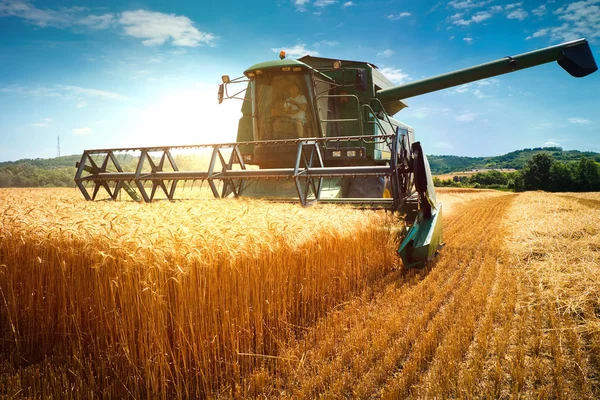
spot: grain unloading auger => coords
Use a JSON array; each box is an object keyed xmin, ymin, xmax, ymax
[{"xmin": 75, "ymin": 39, "xmax": 597, "ymax": 268}]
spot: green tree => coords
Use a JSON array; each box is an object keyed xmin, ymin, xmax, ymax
[
  {"xmin": 549, "ymin": 161, "xmax": 573, "ymax": 192},
  {"xmin": 471, "ymin": 171, "xmax": 506, "ymax": 186},
  {"xmin": 513, "ymin": 172, "xmax": 525, "ymax": 192},
  {"xmin": 522, "ymin": 153, "xmax": 553, "ymax": 191},
  {"xmin": 576, "ymin": 157, "xmax": 600, "ymax": 191}
]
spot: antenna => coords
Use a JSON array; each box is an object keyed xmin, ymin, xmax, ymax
[{"xmin": 57, "ymin": 135, "xmax": 60, "ymax": 158}]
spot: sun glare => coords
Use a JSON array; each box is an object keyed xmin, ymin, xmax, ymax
[{"xmin": 130, "ymin": 83, "xmax": 243, "ymax": 147}]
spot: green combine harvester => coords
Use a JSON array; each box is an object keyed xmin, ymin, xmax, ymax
[{"xmin": 75, "ymin": 39, "xmax": 597, "ymax": 268}]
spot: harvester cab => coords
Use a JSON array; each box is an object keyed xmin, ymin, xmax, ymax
[
  {"xmin": 75, "ymin": 39, "xmax": 597, "ymax": 269},
  {"xmin": 217, "ymin": 52, "xmax": 420, "ymax": 203}
]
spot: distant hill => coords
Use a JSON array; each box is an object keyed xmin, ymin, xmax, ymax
[
  {"xmin": 0, "ymin": 155, "xmax": 81, "ymax": 169},
  {"xmin": 0, "ymin": 155, "xmax": 80, "ymax": 187},
  {"xmin": 428, "ymin": 147, "xmax": 600, "ymax": 175}
]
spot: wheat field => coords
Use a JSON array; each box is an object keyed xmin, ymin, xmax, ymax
[{"xmin": 1, "ymin": 187, "xmax": 599, "ymax": 398}]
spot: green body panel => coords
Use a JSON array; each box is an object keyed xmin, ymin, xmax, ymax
[
  {"xmin": 237, "ymin": 84, "xmax": 253, "ymax": 143},
  {"xmin": 398, "ymin": 204, "xmax": 443, "ymax": 268}
]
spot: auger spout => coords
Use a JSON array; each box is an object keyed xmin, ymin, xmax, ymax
[{"xmin": 376, "ymin": 38, "xmax": 597, "ymax": 102}]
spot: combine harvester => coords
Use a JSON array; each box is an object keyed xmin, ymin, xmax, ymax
[{"xmin": 75, "ymin": 39, "xmax": 597, "ymax": 268}]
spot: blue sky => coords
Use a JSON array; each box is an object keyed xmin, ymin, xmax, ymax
[{"xmin": 0, "ymin": 0, "xmax": 598, "ymax": 161}]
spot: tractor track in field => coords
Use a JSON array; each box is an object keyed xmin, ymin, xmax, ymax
[
  {"xmin": 248, "ymin": 191, "xmax": 599, "ymax": 399},
  {"xmin": 558, "ymin": 195, "xmax": 600, "ymax": 209}
]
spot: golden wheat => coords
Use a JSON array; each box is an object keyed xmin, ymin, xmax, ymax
[{"xmin": 0, "ymin": 188, "xmax": 397, "ymax": 398}]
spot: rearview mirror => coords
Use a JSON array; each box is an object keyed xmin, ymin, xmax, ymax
[
  {"xmin": 218, "ymin": 84, "xmax": 224, "ymax": 104},
  {"xmin": 222, "ymin": 75, "xmax": 231, "ymax": 84}
]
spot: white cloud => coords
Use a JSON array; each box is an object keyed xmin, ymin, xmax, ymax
[
  {"xmin": 453, "ymin": 79, "xmax": 498, "ymax": 98},
  {"xmin": 387, "ymin": 12, "xmax": 411, "ymax": 20},
  {"xmin": 452, "ymin": 19, "xmax": 470, "ymax": 25},
  {"xmin": 78, "ymin": 13, "xmax": 115, "ymax": 29},
  {"xmin": 342, "ymin": 1, "xmax": 354, "ymax": 7},
  {"xmin": 314, "ymin": 40, "xmax": 338, "ymax": 47},
  {"xmin": 0, "ymin": 2, "xmax": 217, "ymax": 47},
  {"xmin": 532, "ymin": 5, "xmax": 547, "ymax": 17},
  {"xmin": 379, "ymin": 67, "xmax": 410, "ymax": 84},
  {"xmin": 448, "ymin": 0, "xmax": 489, "ymax": 10},
  {"xmin": 451, "ymin": 10, "xmax": 491, "ymax": 25},
  {"xmin": 505, "ymin": 2, "xmax": 523, "ymax": 10},
  {"xmin": 377, "ymin": 49, "xmax": 394, "ymax": 57},
  {"xmin": 1, "ymin": 84, "xmax": 126, "ymax": 101},
  {"xmin": 56, "ymin": 85, "xmax": 127, "ymax": 100},
  {"xmin": 0, "ymin": 1, "xmax": 113, "ymax": 29},
  {"xmin": 294, "ymin": 0, "xmax": 309, "ymax": 11},
  {"xmin": 32, "ymin": 117, "xmax": 52, "ymax": 127},
  {"xmin": 526, "ymin": 28, "xmax": 549, "ymax": 40},
  {"xmin": 463, "ymin": 37, "xmax": 473, "ymax": 44},
  {"xmin": 28, "ymin": 87, "xmax": 62, "ymax": 97},
  {"xmin": 550, "ymin": 0, "xmax": 600, "ymax": 42},
  {"xmin": 72, "ymin": 127, "xmax": 92, "ymax": 136},
  {"xmin": 455, "ymin": 112, "xmax": 477, "ymax": 122},
  {"xmin": 272, "ymin": 44, "xmax": 319, "ymax": 57},
  {"xmin": 314, "ymin": 0, "xmax": 337, "ymax": 6},
  {"xmin": 119, "ymin": 10, "xmax": 215, "ymax": 47},
  {"xmin": 542, "ymin": 141, "xmax": 561, "ymax": 147},
  {"xmin": 490, "ymin": 5, "xmax": 503, "ymax": 12},
  {"xmin": 507, "ymin": 8, "xmax": 528, "ymax": 20},
  {"xmin": 568, "ymin": 117, "xmax": 590, "ymax": 124},
  {"xmin": 532, "ymin": 122, "xmax": 553, "ymax": 130},
  {"xmin": 76, "ymin": 101, "xmax": 87, "ymax": 108},
  {"xmin": 407, "ymin": 107, "xmax": 430, "ymax": 119},
  {"xmin": 0, "ymin": 0, "xmax": 78, "ymax": 27},
  {"xmin": 471, "ymin": 11, "xmax": 492, "ymax": 22}
]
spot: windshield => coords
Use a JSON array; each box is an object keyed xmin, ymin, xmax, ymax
[{"xmin": 254, "ymin": 73, "xmax": 318, "ymax": 140}]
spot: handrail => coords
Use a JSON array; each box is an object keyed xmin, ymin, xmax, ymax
[{"xmin": 315, "ymin": 93, "xmax": 364, "ymax": 135}]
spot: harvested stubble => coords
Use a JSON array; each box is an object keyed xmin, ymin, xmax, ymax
[
  {"xmin": 433, "ymin": 187, "xmax": 508, "ymax": 215},
  {"xmin": 0, "ymin": 188, "xmax": 397, "ymax": 398},
  {"xmin": 243, "ymin": 190, "xmax": 600, "ymax": 399},
  {"xmin": 504, "ymin": 192, "xmax": 600, "ymax": 398}
]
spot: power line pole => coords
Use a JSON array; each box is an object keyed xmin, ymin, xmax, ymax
[{"xmin": 57, "ymin": 135, "xmax": 60, "ymax": 158}]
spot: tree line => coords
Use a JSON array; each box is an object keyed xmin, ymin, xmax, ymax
[
  {"xmin": 429, "ymin": 147, "xmax": 600, "ymax": 174},
  {"xmin": 434, "ymin": 153, "xmax": 600, "ymax": 192},
  {"xmin": 0, "ymin": 164, "xmax": 75, "ymax": 188}
]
